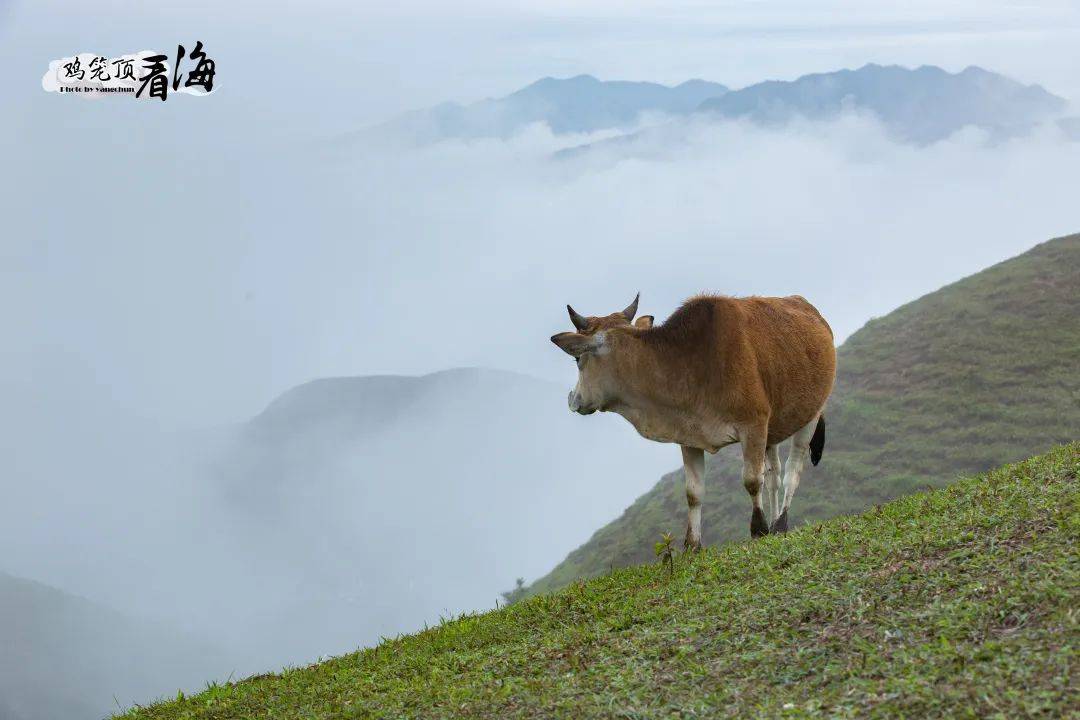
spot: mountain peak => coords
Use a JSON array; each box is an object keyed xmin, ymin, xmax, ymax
[
  {"xmin": 529, "ymin": 73, "xmax": 600, "ymax": 88},
  {"xmin": 698, "ymin": 63, "xmax": 1066, "ymax": 143},
  {"xmin": 371, "ymin": 64, "xmax": 1065, "ymax": 146},
  {"xmin": 375, "ymin": 73, "xmax": 728, "ymax": 141}
]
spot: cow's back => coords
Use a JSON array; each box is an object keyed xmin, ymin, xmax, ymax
[{"xmin": 723, "ymin": 295, "xmax": 836, "ymax": 444}]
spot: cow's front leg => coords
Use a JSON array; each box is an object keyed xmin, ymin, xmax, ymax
[
  {"xmin": 681, "ymin": 445, "xmax": 705, "ymax": 551},
  {"xmin": 741, "ymin": 426, "xmax": 769, "ymax": 538}
]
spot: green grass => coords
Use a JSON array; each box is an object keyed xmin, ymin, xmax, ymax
[
  {"xmin": 121, "ymin": 443, "xmax": 1078, "ymax": 719},
  {"xmin": 529, "ymin": 233, "xmax": 1080, "ymax": 595}
]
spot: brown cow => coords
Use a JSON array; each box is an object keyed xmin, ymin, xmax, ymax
[{"xmin": 550, "ymin": 293, "xmax": 835, "ymax": 545}]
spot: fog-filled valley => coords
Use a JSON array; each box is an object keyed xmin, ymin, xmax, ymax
[
  {"xmin": 200, "ymin": 367, "xmax": 679, "ymax": 663},
  {"xmin": 2, "ymin": 2, "xmax": 1080, "ymax": 718},
  {"xmin": 1, "ymin": 364, "xmax": 680, "ymax": 716}
]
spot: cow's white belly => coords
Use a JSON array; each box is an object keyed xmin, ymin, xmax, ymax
[{"xmin": 609, "ymin": 405, "xmax": 740, "ymax": 453}]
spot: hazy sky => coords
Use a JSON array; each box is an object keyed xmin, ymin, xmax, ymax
[
  {"xmin": 3, "ymin": 2, "xmax": 1080, "ymax": 126},
  {"xmin": 2, "ymin": 0, "xmax": 1078, "ymax": 425}
]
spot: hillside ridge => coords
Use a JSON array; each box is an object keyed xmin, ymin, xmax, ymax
[{"xmin": 527, "ymin": 233, "xmax": 1080, "ymax": 595}]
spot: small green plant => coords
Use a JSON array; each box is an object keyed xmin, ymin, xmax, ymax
[
  {"xmin": 500, "ymin": 577, "xmax": 527, "ymax": 605},
  {"xmin": 653, "ymin": 532, "xmax": 675, "ymax": 576}
]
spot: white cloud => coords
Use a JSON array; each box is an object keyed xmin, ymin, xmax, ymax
[{"xmin": 323, "ymin": 114, "xmax": 1079, "ymax": 387}]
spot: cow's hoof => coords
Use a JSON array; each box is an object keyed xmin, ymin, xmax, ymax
[
  {"xmin": 770, "ymin": 509, "xmax": 789, "ymax": 534},
  {"xmin": 751, "ymin": 507, "xmax": 770, "ymax": 538}
]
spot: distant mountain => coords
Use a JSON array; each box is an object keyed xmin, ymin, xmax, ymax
[
  {"xmin": 528, "ymin": 233, "xmax": 1080, "ymax": 595},
  {"xmin": 371, "ymin": 75, "xmax": 728, "ymax": 142},
  {"xmin": 551, "ymin": 64, "xmax": 1070, "ymax": 160},
  {"xmin": 365, "ymin": 65, "xmax": 1066, "ymax": 150},
  {"xmin": 698, "ymin": 64, "xmax": 1066, "ymax": 143},
  {"xmin": 0, "ymin": 572, "xmax": 222, "ymax": 720},
  {"xmin": 212, "ymin": 367, "xmax": 671, "ymax": 664}
]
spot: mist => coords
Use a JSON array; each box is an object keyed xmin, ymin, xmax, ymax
[{"xmin": 2, "ymin": 1, "xmax": 1080, "ymax": 717}]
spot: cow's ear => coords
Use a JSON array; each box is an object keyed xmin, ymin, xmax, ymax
[
  {"xmin": 634, "ymin": 315, "xmax": 654, "ymax": 329},
  {"xmin": 551, "ymin": 332, "xmax": 594, "ymax": 358}
]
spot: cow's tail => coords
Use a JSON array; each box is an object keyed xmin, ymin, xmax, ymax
[{"xmin": 809, "ymin": 414, "xmax": 825, "ymax": 466}]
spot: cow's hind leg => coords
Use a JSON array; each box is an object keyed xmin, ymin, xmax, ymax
[
  {"xmin": 741, "ymin": 426, "xmax": 769, "ymax": 538},
  {"xmin": 764, "ymin": 444, "xmax": 782, "ymax": 525},
  {"xmin": 681, "ymin": 445, "xmax": 706, "ymax": 551},
  {"xmin": 774, "ymin": 415, "xmax": 819, "ymax": 533}
]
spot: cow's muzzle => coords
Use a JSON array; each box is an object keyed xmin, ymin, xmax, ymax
[{"xmin": 567, "ymin": 390, "xmax": 597, "ymax": 415}]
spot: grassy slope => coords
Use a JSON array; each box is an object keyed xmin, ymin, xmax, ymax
[
  {"xmin": 122, "ymin": 444, "xmax": 1078, "ymax": 719},
  {"xmin": 529, "ymin": 233, "xmax": 1080, "ymax": 595}
]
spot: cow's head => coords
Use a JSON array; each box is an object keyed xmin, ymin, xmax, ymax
[{"xmin": 550, "ymin": 294, "xmax": 653, "ymax": 414}]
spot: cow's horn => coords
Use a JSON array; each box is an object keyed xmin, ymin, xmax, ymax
[
  {"xmin": 622, "ymin": 293, "xmax": 640, "ymax": 322},
  {"xmin": 567, "ymin": 304, "xmax": 588, "ymax": 332}
]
